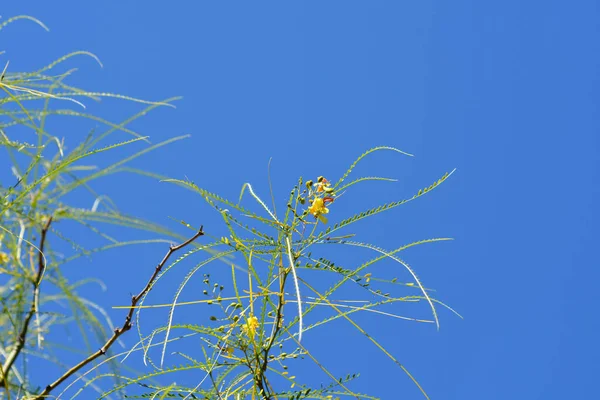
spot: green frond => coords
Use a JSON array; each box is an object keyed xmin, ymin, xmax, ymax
[
  {"xmin": 333, "ymin": 146, "xmax": 413, "ymax": 190},
  {"xmin": 57, "ymin": 239, "xmax": 174, "ymax": 266},
  {"xmin": 0, "ymin": 15, "xmax": 49, "ymax": 32},
  {"xmin": 337, "ymin": 241, "xmax": 440, "ymax": 329},
  {"xmin": 0, "ymin": 90, "xmax": 176, "ymax": 111},
  {"xmin": 303, "ymin": 238, "xmax": 452, "ymax": 318},
  {"xmin": 55, "ymin": 134, "xmax": 190, "ymax": 197},
  {"xmin": 164, "ymin": 178, "xmax": 285, "ymax": 231},
  {"xmin": 298, "ymin": 279, "xmax": 430, "ymax": 399},
  {"xmin": 202, "ymin": 194, "xmax": 277, "ymax": 244},
  {"xmin": 239, "ymin": 182, "xmax": 279, "ymax": 222},
  {"xmin": 96, "ymin": 364, "xmax": 205, "ymax": 399},
  {"xmin": 159, "ymin": 250, "xmax": 236, "ymax": 368},
  {"xmin": 317, "ymin": 169, "xmax": 455, "ymax": 241},
  {"xmin": 299, "ymin": 296, "xmax": 434, "ymax": 333},
  {"xmin": 6, "ymin": 108, "xmax": 145, "ymax": 140},
  {"xmin": 90, "ymin": 97, "xmax": 182, "ymax": 147},
  {"xmin": 3, "ymin": 136, "xmax": 148, "ymax": 212},
  {"xmin": 336, "ymin": 176, "xmax": 398, "ymax": 193},
  {"xmin": 406, "ymin": 296, "xmax": 464, "ymax": 320}
]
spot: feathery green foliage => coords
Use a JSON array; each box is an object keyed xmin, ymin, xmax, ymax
[
  {"xmin": 0, "ymin": 16, "xmax": 185, "ymax": 398},
  {"xmin": 96, "ymin": 149, "xmax": 457, "ymax": 400},
  {"xmin": 0, "ymin": 15, "xmax": 458, "ymax": 400}
]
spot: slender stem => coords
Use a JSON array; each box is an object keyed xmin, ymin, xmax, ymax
[
  {"xmin": 34, "ymin": 226, "xmax": 204, "ymax": 399},
  {"xmin": 0, "ymin": 216, "xmax": 52, "ymax": 389},
  {"xmin": 208, "ymin": 371, "xmax": 224, "ymax": 400},
  {"xmin": 255, "ymin": 255, "xmax": 288, "ymax": 399}
]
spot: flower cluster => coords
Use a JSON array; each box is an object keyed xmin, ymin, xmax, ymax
[{"xmin": 306, "ymin": 176, "xmax": 335, "ymax": 224}]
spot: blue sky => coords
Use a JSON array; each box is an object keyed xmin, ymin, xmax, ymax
[{"xmin": 2, "ymin": 1, "xmax": 599, "ymax": 399}]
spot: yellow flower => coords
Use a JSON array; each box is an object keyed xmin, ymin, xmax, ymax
[
  {"xmin": 0, "ymin": 252, "xmax": 9, "ymax": 265},
  {"xmin": 308, "ymin": 197, "xmax": 330, "ymax": 223},
  {"xmin": 241, "ymin": 315, "xmax": 259, "ymax": 338},
  {"xmin": 316, "ymin": 177, "xmax": 332, "ymax": 193}
]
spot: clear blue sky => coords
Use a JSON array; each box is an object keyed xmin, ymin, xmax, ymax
[{"xmin": 2, "ymin": 1, "xmax": 599, "ymax": 399}]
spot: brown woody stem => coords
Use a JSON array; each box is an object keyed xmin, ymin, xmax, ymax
[
  {"xmin": 34, "ymin": 226, "xmax": 204, "ymax": 399},
  {"xmin": 0, "ymin": 216, "xmax": 52, "ymax": 390}
]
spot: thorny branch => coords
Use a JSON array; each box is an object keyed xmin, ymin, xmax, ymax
[
  {"xmin": 0, "ymin": 217, "xmax": 53, "ymax": 389},
  {"xmin": 33, "ymin": 226, "xmax": 204, "ymax": 399}
]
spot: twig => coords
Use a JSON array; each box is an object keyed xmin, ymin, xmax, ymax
[
  {"xmin": 208, "ymin": 371, "xmax": 224, "ymax": 400},
  {"xmin": 256, "ymin": 256, "xmax": 289, "ymax": 399},
  {"xmin": 0, "ymin": 216, "xmax": 52, "ymax": 389},
  {"xmin": 34, "ymin": 226, "xmax": 204, "ymax": 399}
]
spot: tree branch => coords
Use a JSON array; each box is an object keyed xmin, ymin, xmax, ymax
[
  {"xmin": 0, "ymin": 216, "xmax": 52, "ymax": 389},
  {"xmin": 34, "ymin": 226, "xmax": 204, "ymax": 399},
  {"xmin": 256, "ymin": 256, "xmax": 289, "ymax": 399}
]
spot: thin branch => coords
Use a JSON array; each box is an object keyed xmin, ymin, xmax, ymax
[
  {"xmin": 0, "ymin": 216, "xmax": 52, "ymax": 389},
  {"xmin": 33, "ymin": 226, "xmax": 204, "ymax": 399},
  {"xmin": 256, "ymin": 256, "xmax": 288, "ymax": 399},
  {"xmin": 208, "ymin": 371, "xmax": 224, "ymax": 400}
]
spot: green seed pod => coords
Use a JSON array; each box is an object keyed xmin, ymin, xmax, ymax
[{"xmin": 306, "ymin": 180, "xmax": 313, "ymax": 188}]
